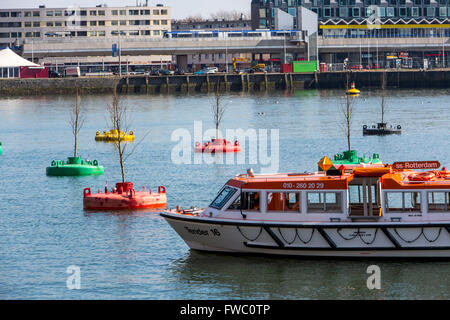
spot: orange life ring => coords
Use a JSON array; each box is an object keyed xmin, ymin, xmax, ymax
[{"xmin": 409, "ymin": 172, "xmax": 436, "ymax": 182}]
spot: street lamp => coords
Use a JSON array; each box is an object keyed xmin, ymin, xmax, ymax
[{"xmin": 112, "ymin": 30, "xmax": 126, "ymax": 76}]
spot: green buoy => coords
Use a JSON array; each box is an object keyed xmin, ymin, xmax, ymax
[
  {"xmin": 0, "ymin": 141, "xmax": 2, "ymax": 155},
  {"xmin": 46, "ymin": 156, "xmax": 104, "ymax": 176},
  {"xmin": 319, "ymin": 150, "xmax": 383, "ymax": 171}
]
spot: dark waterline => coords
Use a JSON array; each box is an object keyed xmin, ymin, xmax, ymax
[{"xmin": 0, "ymin": 89, "xmax": 449, "ymax": 299}]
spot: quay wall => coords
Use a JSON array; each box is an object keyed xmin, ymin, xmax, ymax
[{"xmin": 1, "ymin": 70, "xmax": 450, "ymax": 95}]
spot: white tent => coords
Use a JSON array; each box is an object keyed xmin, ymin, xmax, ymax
[{"xmin": 0, "ymin": 47, "xmax": 40, "ymax": 78}]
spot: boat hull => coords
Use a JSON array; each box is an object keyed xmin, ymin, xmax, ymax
[{"xmin": 161, "ymin": 213, "xmax": 450, "ymax": 258}]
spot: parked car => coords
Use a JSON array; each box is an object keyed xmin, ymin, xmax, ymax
[
  {"xmin": 348, "ymin": 64, "xmax": 363, "ymax": 70},
  {"xmin": 150, "ymin": 69, "xmax": 159, "ymax": 76},
  {"xmin": 49, "ymin": 70, "xmax": 62, "ymax": 78},
  {"xmin": 174, "ymin": 68, "xmax": 185, "ymax": 75},
  {"xmin": 159, "ymin": 69, "xmax": 174, "ymax": 76},
  {"xmin": 206, "ymin": 67, "xmax": 218, "ymax": 73}
]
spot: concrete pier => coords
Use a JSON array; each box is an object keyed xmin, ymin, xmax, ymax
[{"xmin": 1, "ymin": 70, "xmax": 450, "ymax": 95}]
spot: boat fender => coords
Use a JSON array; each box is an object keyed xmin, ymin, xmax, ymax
[
  {"xmin": 397, "ymin": 125, "xmax": 402, "ymax": 130},
  {"xmin": 158, "ymin": 186, "xmax": 166, "ymax": 194},
  {"xmin": 93, "ymin": 160, "xmax": 98, "ymax": 166},
  {"xmin": 83, "ymin": 188, "xmax": 92, "ymax": 198}
]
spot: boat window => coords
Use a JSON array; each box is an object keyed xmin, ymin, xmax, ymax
[
  {"xmin": 427, "ymin": 192, "xmax": 449, "ymax": 212},
  {"xmin": 385, "ymin": 192, "xmax": 421, "ymax": 213},
  {"xmin": 210, "ymin": 186, "xmax": 237, "ymax": 210},
  {"xmin": 226, "ymin": 192, "xmax": 260, "ymax": 211},
  {"xmin": 307, "ymin": 192, "xmax": 343, "ymax": 213},
  {"xmin": 267, "ymin": 192, "xmax": 300, "ymax": 212}
]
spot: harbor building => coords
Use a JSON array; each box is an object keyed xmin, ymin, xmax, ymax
[
  {"xmin": 251, "ymin": 0, "xmax": 450, "ymax": 68},
  {"xmin": 0, "ymin": 3, "xmax": 172, "ymax": 71}
]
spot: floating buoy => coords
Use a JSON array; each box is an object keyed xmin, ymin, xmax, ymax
[
  {"xmin": 346, "ymin": 82, "xmax": 360, "ymax": 95},
  {"xmin": 46, "ymin": 156, "xmax": 104, "ymax": 176},
  {"xmin": 95, "ymin": 129, "xmax": 135, "ymax": 142},
  {"xmin": 83, "ymin": 182, "xmax": 167, "ymax": 210},
  {"xmin": 194, "ymin": 139, "xmax": 241, "ymax": 153},
  {"xmin": 0, "ymin": 141, "xmax": 2, "ymax": 155}
]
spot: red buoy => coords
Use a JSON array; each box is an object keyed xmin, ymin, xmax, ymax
[{"xmin": 83, "ymin": 182, "xmax": 167, "ymax": 210}]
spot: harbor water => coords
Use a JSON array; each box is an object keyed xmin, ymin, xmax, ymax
[{"xmin": 0, "ymin": 89, "xmax": 449, "ymax": 299}]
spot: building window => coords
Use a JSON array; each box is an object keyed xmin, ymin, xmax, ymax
[
  {"xmin": 427, "ymin": 7, "xmax": 435, "ymax": 17},
  {"xmin": 153, "ymin": 10, "xmax": 160, "ymax": 15},
  {"xmin": 129, "ymin": 10, "xmax": 139, "ymax": 15},
  {"xmin": 339, "ymin": 7, "xmax": 349, "ymax": 18},
  {"xmin": 411, "ymin": 7, "xmax": 419, "ymax": 17},
  {"xmin": 90, "ymin": 10, "xmax": 97, "ymax": 16},
  {"xmin": 46, "ymin": 11, "xmax": 54, "ymax": 17},
  {"xmin": 153, "ymin": 20, "xmax": 160, "ymax": 25},
  {"xmin": 352, "ymin": 7, "xmax": 361, "ymax": 17},
  {"xmin": 120, "ymin": 20, "xmax": 127, "ymax": 26},
  {"xmin": 439, "ymin": 7, "xmax": 447, "ymax": 17},
  {"xmin": 55, "ymin": 11, "xmax": 62, "ymax": 17},
  {"xmin": 112, "ymin": 20, "xmax": 118, "ymax": 26},
  {"xmin": 323, "ymin": 7, "xmax": 332, "ymax": 18},
  {"xmin": 89, "ymin": 31, "xmax": 97, "ymax": 37},
  {"xmin": 98, "ymin": 31, "xmax": 105, "ymax": 37},
  {"xmin": 90, "ymin": 21, "xmax": 97, "ymax": 26},
  {"xmin": 98, "ymin": 21, "xmax": 105, "ymax": 26},
  {"xmin": 112, "ymin": 10, "xmax": 118, "ymax": 16},
  {"xmin": 33, "ymin": 11, "xmax": 40, "ymax": 17},
  {"xmin": 98, "ymin": 10, "xmax": 105, "ymax": 16},
  {"xmin": 120, "ymin": 10, "xmax": 127, "ymax": 15},
  {"xmin": 161, "ymin": 9, "xmax": 168, "ymax": 15},
  {"xmin": 161, "ymin": 20, "xmax": 168, "ymax": 25},
  {"xmin": 46, "ymin": 22, "xmax": 54, "ymax": 27},
  {"xmin": 24, "ymin": 11, "xmax": 31, "ymax": 17},
  {"xmin": 386, "ymin": 7, "xmax": 395, "ymax": 17},
  {"xmin": 399, "ymin": 7, "xmax": 407, "ymax": 17},
  {"xmin": 153, "ymin": 30, "xmax": 160, "ymax": 35}
]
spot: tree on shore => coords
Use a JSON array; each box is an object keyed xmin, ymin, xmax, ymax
[{"xmin": 69, "ymin": 88, "xmax": 85, "ymax": 158}]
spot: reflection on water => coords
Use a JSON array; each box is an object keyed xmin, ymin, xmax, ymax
[{"xmin": 0, "ymin": 89, "xmax": 449, "ymax": 299}]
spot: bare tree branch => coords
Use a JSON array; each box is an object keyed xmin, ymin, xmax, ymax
[{"xmin": 69, "ymin": 88, "xmax": 85, "ymax": 157}]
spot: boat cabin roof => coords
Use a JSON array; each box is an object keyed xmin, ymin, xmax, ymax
[
  {"xmin": 227, "ymin": 172, "xmax": 354, "ymax": 190},
  {"xmin": 381, "ymin": 170, "xmax": 450, "ymax": 190},
  {"xmin": 226, "ymin": 167, "xmax": 450, "ymax": 191}
]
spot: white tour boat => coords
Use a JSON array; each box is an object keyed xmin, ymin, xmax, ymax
[{"xmin": 161, "ymin": 159, "xmax": 450, "ymax": 258}]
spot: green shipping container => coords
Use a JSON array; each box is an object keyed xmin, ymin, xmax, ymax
[{"xmin": 293, "ymin": 61, "xmax": 318, "ymax": 73}]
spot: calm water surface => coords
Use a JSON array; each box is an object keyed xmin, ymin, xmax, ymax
[{"xmin": 0, "ymin": 89, "xmax": 449, "ymax": 299}]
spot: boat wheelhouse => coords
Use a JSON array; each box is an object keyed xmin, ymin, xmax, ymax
[{"xmin": 161, "ymin": 161, "xmax": 450, "ymax": 258}]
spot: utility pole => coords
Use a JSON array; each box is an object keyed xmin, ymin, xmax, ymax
[{"xmin": 225, "ymin": 36, "xmax": 228, "ymax": 73}]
